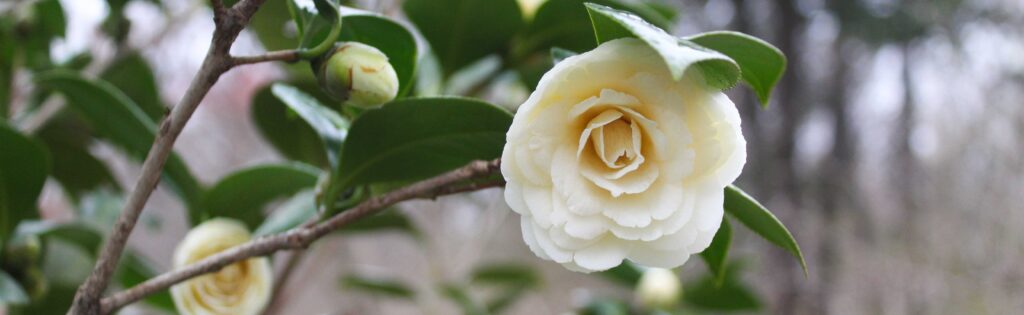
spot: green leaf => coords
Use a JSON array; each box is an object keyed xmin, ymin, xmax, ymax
[
  {"xmin": 116, "ymin": 252, "xmax": 176, "ymax": 311},
  {"xmin": 271, "ymin": 83, "xmax": 350, "ymax": 167},
  {"xmin": 440, "ymin": 284, "xmax": 489, "ymax": 315},
  {"xmin": 0, "ymin": 270, "xmax": 29, "ymax": 304},
  {"xmin": 295, "ymin": 0, "xmax": 342, "ymax": 59},
  {"xmin": 34, "ymin": 71, "xmax": 202, "ymax": 214},
  {"xmin": 699, "ymin": 219, "xmax": 732, "ymax": 287},
  {"xmin": 14, "ymin": 221, "xmax": 103, "ymax": 255},
  {"xmin": 100, "ymin": 53, "xmax": 165, "ymax": 120},
  {"xmin": 599, "ymin": 261, "xmax": 642, "ymax": 287},
  {"xmin": 687, "ymin": 31, "xmax": 787, "ymax": 107},
  {"xmin": 251, "ymin": 83, "xmax": 332, "ymax": 167},
  {"xmin": 35, "ymin": 115, "xmax": 119, "ymax": 201},
  {"xmin": 403, "ymin": 0, "xmax": 525, "ymax": 75},
  {"xmin": 1, "ymin": 19, "xmax": 14, "ymax": 119},
  {"xmin": 471, "ymin": 264, "xmax": 540, "ymax": 289},
  {"xmin": 247, "ymin": 0, "xmax": 301, "ymax": 51},
  {"xmin": 584, "ymin": 3, "xmax": 739, "ymax": 89},
  {"xmin": 340, "ymin": 275, "xmax": 415, "ymax": 299},
  {"xmin": 201, "ymin": 163, "xmax": 320, "ymax": 228},
  {"xmin": 684, "ymin": 262, "xmax": 762, "ymax": 312},
  {"xmin": 335, "ymin": 97, "xmax": 511, "ymax": 190},
  {"xmin": 338, "ymin": 210, "xmax": 419, "ymax": 237},
  {"xmin": 522, "ymin": 0, "xmax": 675, "ymax": 55},
  {"xmin": 725, "ymin": 185, "xmax": 807, "ymax": 275},
  {"xmin": 550, "ymin": 47, "xmax": 577, "ymax": 65},
  {"xmin": 334, "ymin": 14, "xmax": 419, "ymax": 97},
  {"xmin": 0, "ymin": 123, "xmax": 49, "ymax": 243},
  {"xmin": 254, "ymin": 190, "xmax": 316, "ymax": 237}
]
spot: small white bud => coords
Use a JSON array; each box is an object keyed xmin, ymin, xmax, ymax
[
  {"xmin": 319, "ymin": 42, "xmax": 400, "ymax": 108},
  {"xmin": 635, "ymin": 268, "xmax": 681, "ymax": 310}
]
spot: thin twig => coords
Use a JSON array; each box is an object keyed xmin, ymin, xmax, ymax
[
  {"xmin": 99, "ymin": 159, "xmax": 503, "ymax": 314},
  {"xmin": 232, "ymin": 50, "xmax": 303, "ymax": 66},
  {"xmin": 67, "ymin": 1, "xmax": 269, "ymax": 314}
]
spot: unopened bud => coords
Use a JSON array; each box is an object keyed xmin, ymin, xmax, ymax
[
  {"xmin": 635, "ymin": 268, "xmax": 681, "ymax": 310},
  {"xmin": 318, "ymin": 42, "xmax": 399, "ymax": 109}
]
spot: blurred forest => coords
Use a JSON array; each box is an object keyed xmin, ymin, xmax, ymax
[{"xmin": 2, "ymin": 0, "xmax": 1023, "ymax": 314}]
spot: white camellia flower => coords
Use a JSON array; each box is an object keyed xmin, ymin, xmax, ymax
[
  {"xmin": 502, "ymin": 38, "xmax": 746, "ymax": 272},
  {"xmin": 171, "ymin": 218, "xmax": 273, "ymax": 315}
]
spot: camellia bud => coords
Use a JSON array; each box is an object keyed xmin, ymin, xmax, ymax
[
  {"xmin": 317, "ymin": 42, "xmax": 399, "ymax": 109},
  {"xmin": 635, "ymin": 268, "xmax": 681, "ymax": 310},
  {"xmin": 171, "ymin": 218, "xmax": 272, "ymax": 315},
  {"xmin": 2, "ymin": 235, "xmax": 42, "ymax": 270}
]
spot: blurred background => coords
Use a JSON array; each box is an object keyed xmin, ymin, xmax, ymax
[{"xmin": 2, "ymin": 0, "xmax": 1023, "ymax": 314}]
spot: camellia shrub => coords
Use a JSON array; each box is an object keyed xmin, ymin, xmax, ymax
[{"xmin": 0, "ymin": 0, "xmax": 804, "ymax": 314}]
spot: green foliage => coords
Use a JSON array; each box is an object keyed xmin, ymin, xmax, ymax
[
  {"xmin": 699, "ymin": 219, "xmax": 732, "ymax": 287},
  {"xmin": 550, "ymin": 47, "xmax": 578, "ymax": 65},
  {"xmin": 338, "ymin": 210, "xmax": 419, "ymax": 237},
  {"xmin": 522, "ymin": 0, "xmax": 674, "ymax": 55},
  {"xmin": 599, "ymin": 261, "xmax": 643, "ymax": 287},
  {"xmin": 34, "ymin": 71, "xmax": 202, "ymax": 215},
  {"xmin": 440, "ymin": 284, "xmax": 490, "ymax": 315},
  {"xmin": 0, "ymin": 124, "xmax": 49, "ymax": 244},
  {"xmin": 35, "ymin": 115, "xmax": 119, "ymax": 202},
  {"xmin": 100, "ymin": 54, "xmax": 165, "ymax": 121},
  {"xmin": 200, "ymin": 163, "xmax": 321, "ymax": 228},
  {"xmin": 334, "ymin": 97, "xmax": 512, "ymax": 191},
  {"xmin": 683, "ymin": 262, "xmax": 762, "ymax": 312},
  {"xmin": 254, "ymin": 190, "xmax": 317, "ymax": 237},
  {"xmin": 403, "ymin": 0, "xmax": 525, "ymax": 75},
  {"xmin": 251, "ymin": 83, "xmax": 334, "ymax": 167},
  {"xmin": 115, "ymin": 252, "xmax": 176, "ymax": 312},
  {"xmin": 340, "ymin": 275, "xmax": 415, "ymax": 299},
  {"xmin": 725, "ymin": 185, "xmax": 807, "ymax": 275},
  {"xmin": 688, "ymin": 31, "xmax": 787, "ymax": 106},
  {"xmin": 471, "ymin": 263, "xmax": 542, "ymax": 313},
  {"xmin": 272, "ymin": 83, "xmax": 350, "ymax": 167},
  {"xmin": 585, "ymin": 3, "xmax": 739, "ymax": 89}
]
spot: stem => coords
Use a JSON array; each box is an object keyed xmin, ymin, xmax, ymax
[
  {"xmin": 67, "ymin": 1, "xmax": 271, "ymax": 314},
  {"xmin": 99, "ymin": 159, "xmax": 503, "ymax": 314}
]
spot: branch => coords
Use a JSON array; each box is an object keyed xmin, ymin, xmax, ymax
[
  {"xmin": 99, "ymin": 159, "xmax": 503, "ymax": 314},
  {"xmin": 68, "ymin": 1, "xmax": 268, "ymax": 314},
  {"xmin": 231, "ymin": 50, "xmax": 302, "ymax": 66}
]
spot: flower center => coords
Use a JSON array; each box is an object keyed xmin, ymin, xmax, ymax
[{"xmin": 571, "ymin": 89, "xmax": 663, "ymax": 197}]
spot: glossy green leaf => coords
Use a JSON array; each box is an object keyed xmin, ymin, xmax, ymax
[
  {"xmin": 247, "ymin": 0, "xmax": 300, "ymax": 51},
  {"xmin": 599, "ymin": 261, "xmax": 642, "ymax": 287},
  {"xmin": 338, "ymin": 210, "xmax": 419, "ymax": 237},
  {"xmin": 522, "ymin": 0, "xmax": 674, "ymax": 55},
  {"xmin": 335, "ymin": 97, "xmax": 511, "ymax": 190},
  {"xmin": 699, "ymin": 219, "xmax": 732, "ymax": 287},
  {"xmin": 550, "ymin": 47, "xmax": 577, "ymax": 65},
  {"xmin": 254, "ymin": 190, "xmax": 316, "ymax": 237},
  {"xmin": 338, "ymin": 14, "xmax": 418, "ymax": 97},
  {"xmin": 440, "ymin": 284, "xmax": 489, "ymax": 315},
  {"xmin": 14, "ymin": 221, "xmax": 103, "ymax": 255},
  {"xmin": 34, "ymin": 71, "xmax": 202, "ymax": 213},
  {"xmin": 272, "ymin": 83, "xmax": 350, "ymax": 167},
  {"xmin": 20, "ymin": 0, "xmax": 65, "ymax": 69},
  {"xmin": 471, "ymin": 264, "xmax": 540, "ymax": 289},
  {"xmin": 725, "ymin": 185, "xmax": 807, "ymax": 275},
  {"xmin": 585, "ymin": 3, "xmax": 739, "ymax": 89},
  {"xmin": 35, "ymin": 115, "xmax": 119, "ymax": 201},
  {"xmin": 684, "ymin": 262, "xmax": 762, "ymax": 312},
  {"xmin": 403, "ymin": 0, "xmax": 524, "ymax": 75},
  {"xmin": 340, "ymin": 275, "xmax": 415, "ymax": 299},
  {"xmin": 100, "ymin": 53, "xmax": 165, "ymax": 120},
  {"xmin": 0, "ymin": 123, "xmax": 49, "ymax": 242},
  {"xmin": 1, "ymin": 19, "xmax": 14, "ymax": 119},
  {"xmin": 201, "ymin": 163, "xmax": 320, "ymax": 228},
  {"xmin": 251, "ymin": 83, "xmax": 332, "ymax": 167},
  {"xmin": 688, "ymin": 31, "xmax": 787, "ymax": 106},
  {"xmin": 116, "ymin": 252, "xmax": 175, "ymax": 311},
  {"xmin": 0, "ymin": 270, "xmax": 29, "ymax": 304}
]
